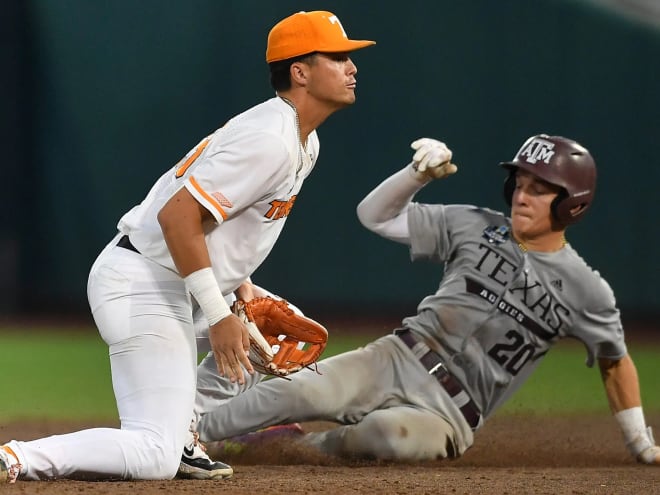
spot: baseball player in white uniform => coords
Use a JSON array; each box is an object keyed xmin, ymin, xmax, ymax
[
  {"xmin": 0, "ymin": 10, "xmax": 374, "ymax": 483},
  {"xmin": 195, "ymin": 135, "xmax": 660, "ymax": 466}
]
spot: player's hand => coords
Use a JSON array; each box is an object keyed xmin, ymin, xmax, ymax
[
  {"xmin": 209, "ymin": 313, "xmax": 254, "ymax": 383},
  {"xmin": 234, "ymin": 280, "xmax": 257, "ymax": 302},
  {"xmin": 638, "ymin": 445, "xmax": 660, "ymax": 465},
  {"xmin": 410, "ymin": 138, "xmax": 458, "ymax": 182}
]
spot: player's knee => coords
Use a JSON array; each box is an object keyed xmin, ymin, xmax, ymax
[
  {"xmin": 341, "ymin": 416, "xmax": 401, "ymax": 460},
  {"xmin": 348, "ymin": 415, "xmax": 437, "ymax": 462},
  {"xmin": 149, "ymin": 450, "xmax": 180, "ymax": 480},
  {"xmin": 132, "ymin": 451, "xmax": 180, "ymax": 480},
  {"xmin": 125, "ymin": 434, "xmax": 181, "ymax": 480}
]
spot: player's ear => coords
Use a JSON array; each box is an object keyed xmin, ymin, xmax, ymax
[{"xmin": 289, "ymin": 61, "xmax": 309, "ymax": 86}]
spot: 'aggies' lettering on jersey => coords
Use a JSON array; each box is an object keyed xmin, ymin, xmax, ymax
[
  {"xmin": 466, "ymin": 277, "xmax": 556, "ymax": 341},
  {"xmin": 264, "ymin": 195, "xmax": 297, "ymax": 220}
]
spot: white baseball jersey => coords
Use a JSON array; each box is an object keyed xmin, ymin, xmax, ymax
[
  {"xmin": 118, "ymin": 96, "xmax": 319, "ymax": 293},
  {"xmin": 6, "ymin": 97, "xmax": 322, "ymax": 481}
]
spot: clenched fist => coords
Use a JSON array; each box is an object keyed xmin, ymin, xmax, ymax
[{"xmin": 410, "ymin": 138, "xmax": 458, "ymax": 182}]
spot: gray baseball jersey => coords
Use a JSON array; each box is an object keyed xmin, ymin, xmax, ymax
[
  {"xmin": 196, "ymin": 201, "xmax": 626, "ymax": 460},
  {"xmin": 404, "ymin": 202, "xmax": 626, "ymax": 419}
]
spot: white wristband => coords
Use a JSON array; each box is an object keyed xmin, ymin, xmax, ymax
[
  {"xmin": 184, "ymin": 268, "xmax": 232, "ymax": 326},
  {"xmin": 614, "ymin": 407, "xmax": 654, "ymax": 459}
]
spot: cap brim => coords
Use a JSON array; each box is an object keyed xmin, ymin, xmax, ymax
[
  {"xmin": 267, "ymin": 40, "xmax": 376, "ymax": 63},
  {"xmin": 318, "ymin": 39, "xmax": 376, "ymax": 54}
]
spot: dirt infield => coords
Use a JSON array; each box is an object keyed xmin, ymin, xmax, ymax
[{"xmin": 3, "ymin": 414, "xmax": 659, "ymax": 494}]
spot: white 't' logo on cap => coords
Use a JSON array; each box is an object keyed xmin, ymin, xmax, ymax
[
  {"xmin": 518, "ymin": 138, "xmax": 555, "ymax": 164},
  {"xmin": 328, "ymin": 15, "xmax": 347, "ymax": 38}
]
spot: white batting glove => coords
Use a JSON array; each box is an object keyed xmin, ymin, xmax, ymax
[{"xmin": 409, "ymin": 138, "xmax": 458, "ymax": 182}]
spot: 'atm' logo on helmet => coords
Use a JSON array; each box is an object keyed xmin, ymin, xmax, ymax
[{"xmin": 518, "ymin": 138, "xmax": 555, "ymax": 164}]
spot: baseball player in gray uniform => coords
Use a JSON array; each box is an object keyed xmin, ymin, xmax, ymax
[
  {"xmin": 0, "ymin": 10, "xmax": 374, "ymax": 483},
  {"xmin": 195, "ymin": 135, "xmax": 660, "ymax": 465}
]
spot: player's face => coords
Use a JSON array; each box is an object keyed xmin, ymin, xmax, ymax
[
  {"xmin": 302, "ymin": 52, "xmax": 359, "ymax": 108},
  {"xmin": 510, "ymin": 170, "xmax": 561, "ymax": 239}
]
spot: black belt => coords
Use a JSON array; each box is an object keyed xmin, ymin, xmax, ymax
[
  {"xmin": 396, "ymin": 329, "xmax": 482, "ymax": 430},
  {"xmin": 117, "ymin": 235, "xmax": 140, "ymax": 254}
]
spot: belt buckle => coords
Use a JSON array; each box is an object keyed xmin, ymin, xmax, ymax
[{"xmin": 427, "ymin": 361, "xmax": 447, "ymax": 376}]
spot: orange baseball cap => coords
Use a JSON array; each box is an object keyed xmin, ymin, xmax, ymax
[{"xmin": 266, "ymin": 11, "xmax": 375, "ymax": 63}]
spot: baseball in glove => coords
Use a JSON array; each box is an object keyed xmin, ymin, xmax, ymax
[{"xmin": 232, "ymin": 297, "xmax": 328, "ymax": 378}]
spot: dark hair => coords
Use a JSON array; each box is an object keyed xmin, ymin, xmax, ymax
[{"xmin": 268, "ymin": 52, "xmax": 317, "ymax": 91}]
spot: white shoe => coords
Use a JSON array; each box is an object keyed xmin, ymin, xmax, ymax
[
  {"xmin": 0, "ymin": 445, "xmax": 22, "ymax": 483},
  {"xmin": 177, "ymin": 432, "xmax": 233, "ymax": 480}
]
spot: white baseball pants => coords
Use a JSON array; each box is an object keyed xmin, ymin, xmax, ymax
[{"xmin": 8, "ymin": 237, "xmax": 198, "ymax": 480}]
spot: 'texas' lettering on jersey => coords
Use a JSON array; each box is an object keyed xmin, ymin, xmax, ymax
[
  {"xmin": 472, "ymin": 242, "xmax": 569, "ymax": 340},
  {"xmin": 264, "ymin": 195, "xmax": 297, "ymax": 220}
]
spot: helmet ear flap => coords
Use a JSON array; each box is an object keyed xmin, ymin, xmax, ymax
[
  {"xmin": 503, "ymin": 171, "xmax": 515, "ymax": 206},
  {"xmin": 550, "ymin": 188, "xmax": 568, "ymax": 224},
  {"xmin": 552, "ymin": 189, "xmax": 590, "ymax": 226}
]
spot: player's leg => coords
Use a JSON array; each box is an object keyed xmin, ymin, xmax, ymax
[
  {"xmin": 193, "ymin": 307, "xmax": 264, "ymax": 416},
  {"xmin": 4, "ymin": 249, "xmax": 198, "ymax": 480},
  {"xmin": 195, "ymin": 351, "xmax": 264, "ymax": 412},
  {"xmin": 179, "ymin": 304, "xmax": 261, "ymax": 479},
  {"xmin": 197, "ymin": 336, "xmax": 398, "ymax": 442},
  {"xmin": 188, "ymin": 306, "xmax": 260, "ymax": 472},
  {"xmin": 304, "ymin": 406, "xmax": 457, "ymax": 461},
  {"xmin": 178, "ymin": 346, "xmax": 257, "ymax": 478}
]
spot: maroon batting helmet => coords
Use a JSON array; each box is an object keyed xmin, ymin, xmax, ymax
[{"xmin": 500, "ymin": 134, "xmax": 597, "ymax": 225}]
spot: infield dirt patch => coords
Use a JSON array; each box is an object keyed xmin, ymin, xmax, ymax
[{"xmin": 2, "ymin": 414, "xmax": 659, "ymax": 494}]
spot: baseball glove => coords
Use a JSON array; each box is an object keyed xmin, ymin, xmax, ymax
[{"xmin": 232, "ymin": 297, "xmax": 328, "ymax": 377}]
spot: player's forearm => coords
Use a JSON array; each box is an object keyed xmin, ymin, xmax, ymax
[
  {"xmin": 158, "ymin": 188, "xmax": 232, "ymax": 325},
  {"xmin": 356, "ymin": 164, "xmax": 425, "ymax": 242},
  {"xmin": 599, "ymin": 354, "xmax": 641, "ymax": 413},
  {"xmin": 163, "ymin": 228, "xmax": 212, "ymax": 277},
  {"xmin": 600, "ymin": 354, "xmax": 659, "ymax": 464}
]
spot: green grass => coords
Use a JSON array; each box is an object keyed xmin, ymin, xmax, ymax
[
  {"xmin": 0, "ymin": 329, "xmax": 117, "ymax": 420},
  {"xmin": 0, "ymin": 327, "xmax": 658, "ymax": 421},
  {"xmin": 501, "ymin": 341, "xmax": 660, "ymax": 415}
]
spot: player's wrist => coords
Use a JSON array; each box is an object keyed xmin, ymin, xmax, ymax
[
  {"xmin": 614, "ymin": 407, "xmax": 656, "ymax": 462},
  {"xmin": 407, "ymin": 162, "xmax": 434, "ymax": 184},
  {"xmin": 184, "ymin": 267, "xmax": 232, "ymax": 326}
]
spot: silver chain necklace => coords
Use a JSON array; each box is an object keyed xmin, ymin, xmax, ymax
[{"xmin": 278, "ymin": 96, "xmax": 304, "ymax": 174}]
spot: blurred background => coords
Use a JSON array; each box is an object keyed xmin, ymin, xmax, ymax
[{"xmin": 2, "ymin": 0, "xmax": 659, "ymax": 325}]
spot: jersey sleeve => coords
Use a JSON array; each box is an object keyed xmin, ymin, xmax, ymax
[
  {"xmin": 570, "ymin": 274, "xmax": 627, "ymax": 367},
  {"xmin": 408, "ymin": 204, "xmax": 485, "ymax": 263},
  {"xmin": 182, "ymin": 127, "xmax": 290, "ymax": 224},
  {"xmin": 407, "ymin": 203, "xmax": 450, "ymax": 262}
]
